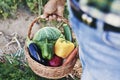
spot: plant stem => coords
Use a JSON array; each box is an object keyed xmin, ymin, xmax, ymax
[{"xmin": 38, "ymin": 0, "xmax": 43, "ymax": 16}]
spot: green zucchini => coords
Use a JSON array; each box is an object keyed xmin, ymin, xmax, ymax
[{"xmin": 63, "ymin": 24, "xmax": 72, "ymax": 42}]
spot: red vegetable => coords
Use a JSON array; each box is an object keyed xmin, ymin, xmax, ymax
[{"xmin": 48, "ymin": 55, "xmax": 63, "ymax": 67}]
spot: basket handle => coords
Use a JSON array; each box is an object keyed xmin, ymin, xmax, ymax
[{"xmin": 27, "ymin": 16, "xmax": 69, "ymax": 40}]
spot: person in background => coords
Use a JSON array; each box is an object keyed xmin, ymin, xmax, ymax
[{"xmin": 41, "ymin": 0, "xmax": 120, "ymax": 80}]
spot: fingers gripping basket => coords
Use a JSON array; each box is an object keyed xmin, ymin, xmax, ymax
[{"xmin": 25, "ymin": 16, "xmax": 78, "ymax": 79}]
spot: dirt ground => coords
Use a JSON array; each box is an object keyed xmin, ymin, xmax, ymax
[
  {"xmin": 0, "ymin": 9, "xmax": 37, "ymax": 38},
  {"xmin": 0, "ymin": 9, "xmax": 41, "ymax": 53},
  {"xmin": 0, "ymin": 9, "xmax": 82, "ymax": 79}
]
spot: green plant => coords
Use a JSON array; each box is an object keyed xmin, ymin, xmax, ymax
[
  {"xmin": 0, "ymin": 0, "xmax": 18, "ymax": 19},
  {"xmin": 26, "ymin": 0, "xmax": 48, "ymax": 15},
  {"xmin": 0, "ymin": 48, "xmax": 41, "ymax": 80},
  {"xmin": 0, "ymin": 0, "xmax": 68, "ymax": 19},
  {"xmin": 0, "ymin": 0, "xmax": 48, "ymax": 19},
  {"xmin": 26, "ymin": 0, "xmax": 38, "ymax": 14},
  {"xmin": 0, "ymin": 62, "xmax": 40, "ymax": 80}
]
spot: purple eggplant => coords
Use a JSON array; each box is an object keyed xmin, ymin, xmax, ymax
[{"xmin": 28, "ymin": 43, "xmax": 48, "ymax": 66}]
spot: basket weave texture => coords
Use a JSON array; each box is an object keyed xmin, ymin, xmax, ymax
[{"xmin": 24, "ymin": 16, "xmax": 78, "ymax": 79}]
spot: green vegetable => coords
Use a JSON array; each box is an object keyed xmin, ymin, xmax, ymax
[
  {"xmin": 33, "ymin": 27, "xmax": 61, "ymax": 60},
  {"xmin": 35, "ymin": 40, "xmax": 54, "ymax": 60},
  {"xmin": 47, "ymin": 43, "xmax": 54, "ymax": 60},
  {"xmin": 41, "ymin": 42, "xmax": 49, "ymax": 59},
  {"xmin": 33, "ymin": 27, "xmax": 61, "ymax": 41},
  {"xmin": 63, "ymin": 24, "xmax": 72, "ymax": 42}
]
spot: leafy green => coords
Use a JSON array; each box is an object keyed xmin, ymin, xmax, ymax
[{"xmin": 33, "ymin": 27, "xmax": 61, "ymax": 42}]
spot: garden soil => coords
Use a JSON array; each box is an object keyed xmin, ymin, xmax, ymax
[{"xmin": 0, "ymin": 9, "xmax": 82, "ymax": 79}]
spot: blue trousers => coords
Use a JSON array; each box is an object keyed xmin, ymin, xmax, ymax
[{"xmin": 68, "ymin": 1, "xmax": 120, "ymax": 80}]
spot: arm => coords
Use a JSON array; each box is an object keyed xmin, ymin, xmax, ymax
[{"xmin": 41, "ymin": 0, "xmax": 66, "ymax": 21}]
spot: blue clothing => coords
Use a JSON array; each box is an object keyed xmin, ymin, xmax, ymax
[
  {"xmin": 78, "ymin": 0, "xmax": 120, "ymax": 28},
  {"xmin": 68, "ymin": 0, "xmax": 120, "ymax": 80}
]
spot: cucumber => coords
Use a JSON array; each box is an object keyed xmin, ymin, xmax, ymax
[{"xmin": 63, "ymin": 24, "xmax": 72, "ymax": 42}]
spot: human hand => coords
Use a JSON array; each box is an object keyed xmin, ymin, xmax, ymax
[{"xmin": 41, "ymin": 0, "xmax": 65, "ymax": 21}]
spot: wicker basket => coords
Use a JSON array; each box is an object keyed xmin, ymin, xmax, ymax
[{"xmin": 24, "ymin": 16, "xmax": 78, "ymax": 79}]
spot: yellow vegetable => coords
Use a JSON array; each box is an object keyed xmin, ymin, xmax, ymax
[{"xmin": 55, "ymin": 37, "xmax": 75, "ymax": 58}]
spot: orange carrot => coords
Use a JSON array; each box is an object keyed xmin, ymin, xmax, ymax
[{"xmin": 62, "ymin": 47, "xmax": 78, "ymax": 66}]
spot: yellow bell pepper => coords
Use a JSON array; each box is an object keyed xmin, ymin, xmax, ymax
[{"xmin": 55, "ymin": 37, "xmax": 75, "ymax": 58}]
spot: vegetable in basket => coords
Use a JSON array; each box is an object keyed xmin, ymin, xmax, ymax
[
  {"xmin": 55, "ymin": 36, "xmax": 75, "ymax": 59},
  {"xmin": 63, "ymin": 24, "xmax": 72, "ymax": 42},
  {"xmin": 28, "ymin": 43, "xmax": 40, "ymax": 60},
  {"xmin": 48, "ymin": 55, "xmax": 63, "ymax": 67},
  {"xmin": 37, "ymin": 40, "xmax": 54, "ymax": 60},
  {"xmin": 33, "ymin": 27, "xmax": 61, "ymax": 41},
  {"xmin": 27, "ymin": 40, "xmax": 48, "ymax": 66},
  {"xmin": 62, "ymin": 47, "xmax": 78, "ymax": 66},
  {"xmin": 33, "ymin": 27, "xmax": 61, "ymax": 60}
]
